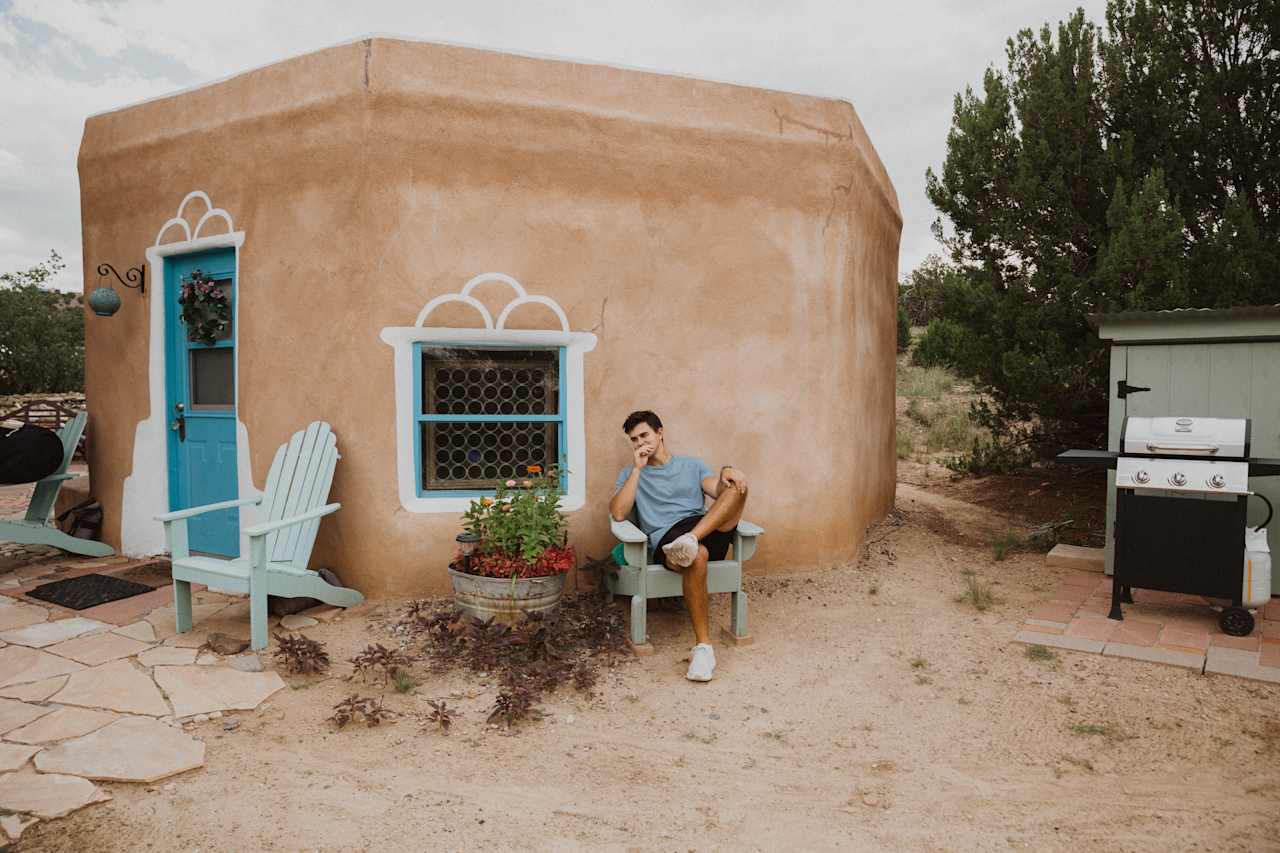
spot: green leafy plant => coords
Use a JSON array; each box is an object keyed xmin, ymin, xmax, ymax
[
  {"xmin": 459, "ymin": 465, "xmax": 574, "ymax": 578},
  {"xmin": 178, "ymin": 269, "xmax": 231, "ymax": 346}
]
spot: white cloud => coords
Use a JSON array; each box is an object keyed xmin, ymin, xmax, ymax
[{"xmin": 0, "ymin": 0, "xmax": 1109, "ymax": 290}]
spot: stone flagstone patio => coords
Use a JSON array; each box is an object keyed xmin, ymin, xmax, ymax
[
  {"xmin": 1015, "ymin": 568, "xmax": 1280, "ymax": 683},
  {"xmin": 0, "ymin": 531, "xmax": 320, "ymax": 843}
]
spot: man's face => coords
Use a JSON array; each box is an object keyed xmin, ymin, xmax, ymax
[{"xmin": 627, "ymin": 423, "xmax": 662, "ymax": 457}]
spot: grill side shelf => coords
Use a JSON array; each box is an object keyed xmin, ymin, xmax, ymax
[
  {"xmin": 1054, "ymin": 450, "xmax": 1118, "ymax": 469},
  {"xmin": 1248, "ymin": 458, "xmax": 1280, "ymax": 477}
]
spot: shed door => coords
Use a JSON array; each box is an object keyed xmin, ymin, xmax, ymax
[{"xmin": 1115, "ymin": 342, "xmax": 1280, "ymax": 592}]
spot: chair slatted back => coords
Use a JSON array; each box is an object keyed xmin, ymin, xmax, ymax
[
  {"xmin": 26, "ymin": 411, "xmax": 88, "ymax": 524},
  {"xmin": 259, "ymin": 422, "xmax": 340, "ymax": 566}
]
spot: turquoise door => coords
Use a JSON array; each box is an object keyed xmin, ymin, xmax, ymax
[{"xmin": 165, "ymin": 249, "xmax": 239, "ymax": 556}]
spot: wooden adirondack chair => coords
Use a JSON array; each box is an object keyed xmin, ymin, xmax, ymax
[
  {"xmin": 0, "ymin": 412, "xmax": 114, "ymax": 558},
  {"xmin": 156, "ymin": 421, "xmax": 363, "ymax": 650},
  {"xmin": 607, "ymin": 512, "xmax": 763, "ymax": 649}
]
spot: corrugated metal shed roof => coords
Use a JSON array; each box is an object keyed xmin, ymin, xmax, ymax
[{"xmin": 1087, "ymin": 304, "xmax": 1280, "ymax": 328}]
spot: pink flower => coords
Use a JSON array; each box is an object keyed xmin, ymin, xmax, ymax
[{"xmin": 505, "ymin": 479, "xmax": 516, "ymax": 487}]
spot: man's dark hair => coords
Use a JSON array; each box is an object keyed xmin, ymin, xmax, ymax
[{"xmin": 622, "ymin": 410, "xmax": 663, "ymax": 434}]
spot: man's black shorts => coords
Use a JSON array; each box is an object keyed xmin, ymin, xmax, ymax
[{"xmin": 654, "ymin": 515, "xmax": 734, "ymax": 566}]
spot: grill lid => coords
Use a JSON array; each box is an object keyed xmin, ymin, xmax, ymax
[{"xmin": 1122, "ymin": 416, "xmax": 1248, "ymax": 458}]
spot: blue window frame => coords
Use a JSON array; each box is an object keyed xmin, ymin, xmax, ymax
[{"xmin": 413, "ymin": 343, "xmax": 567, "ymax": 496}]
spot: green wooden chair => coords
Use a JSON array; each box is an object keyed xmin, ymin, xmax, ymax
[
  {"xmin": 607, "ymin": 513, "xmax": 763, "ymax": 648},
  {"xmin": 0, "ymin": 412, "xmax": 114, "ymax": 558},
  {"xmin": 157, "ymin": 421, "xmax": 363, "ymax": 650}
]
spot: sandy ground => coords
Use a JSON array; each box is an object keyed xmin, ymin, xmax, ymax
[{"xmin": 21, "ymin": 482, "xmax": 1280, "ymax": 852}]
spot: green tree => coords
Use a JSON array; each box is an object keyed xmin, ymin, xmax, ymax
[
  {"xmin": 0, "ymin": 251, "xmax": 85, "ymax": 395},
  {"xmin": 925, "ymin": 1, "xmax": 1280, "ymax": 450}
]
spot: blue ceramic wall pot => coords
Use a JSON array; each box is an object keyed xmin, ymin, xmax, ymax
[{"xmin": 88, "ymin": 285, "xmax": 122, "ymax": 317}]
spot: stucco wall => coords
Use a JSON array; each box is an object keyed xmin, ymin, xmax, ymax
[{"xmin": 78, "ymin": 38, "xmax": 901, "ymax": 597}]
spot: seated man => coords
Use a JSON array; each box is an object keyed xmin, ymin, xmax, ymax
[{"xmin": 609, "ymin": 410, "xmax": 748, "ymax": 682}]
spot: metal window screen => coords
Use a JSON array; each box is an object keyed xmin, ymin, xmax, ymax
[{"xmin": 420, "ymin": 348, "xmax": 560, "ymax": 490}]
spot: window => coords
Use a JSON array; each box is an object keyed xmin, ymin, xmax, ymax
[
  {"xmin": 414, "ymin": 346, "xmax": 566, "ymax": 494},
  {"xmin": 380, "ymin": 272, "xmax": 597, "ymax": 514}
]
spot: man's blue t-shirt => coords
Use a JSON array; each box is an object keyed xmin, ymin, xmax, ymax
[{"xmin": 615, "ymin": 456, "xmax": 716, "ymax": 549}]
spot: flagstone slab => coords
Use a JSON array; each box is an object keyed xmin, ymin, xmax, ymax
[
  {"xmin": 0, "ymin": 617, "xmax": 111, "ymax": 649},
  {"xmin": 0, "ymin": 602, "xmax": 48, "ymax": 632},
  {"xmin": 112, "ymin": 621, "xmax": 157, "ymax": 643},
  {"xmin": 35, "ymin": 716, "xmax": 204, "ymax": 782},
  {"xmin": 137, "ymin": 646, "xmax": 198, "ymax": 667},
  {"xmin": 0, "ymin": 646, "xmax": 84, "ymax": 689},
  {"xmin": 0, "ymin": 674, "xmax": 67, "ymax": 701},
  {"xmin": 0, "ymin": 770, "xmax": 110, "ymax": 818},
  {"xmin": 50, "ymin": 659, "xmax": 170, "ymax": 716},
  {"xmin": 0, "ymin": 742, "xmax": 41, "ymax": 771},
  {"xmin": 145, "ymin": 603, "xmax": 227, "ymax": 631},
  {"xmin": 0, "ymin": 698, "xmax": 54, "ymax": 734},
  {"xmin": 153, "ymin": 665, "xmax": 285, "ymax": 717},
  {"xmin": 5, "ymin": 706, "xmax": 117, "ymax": 744},
  {"xmin": 0, "ymin": 813, "xmax": 38, "ymax": 841},
  {"xmin": 45, "ymin": 632, "xmax": 153, "ymax": 666}
]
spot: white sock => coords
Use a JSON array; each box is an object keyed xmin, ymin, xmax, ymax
[{"xmin": 662, "ymin": 532, "xmax": 698, "ymax": 568}]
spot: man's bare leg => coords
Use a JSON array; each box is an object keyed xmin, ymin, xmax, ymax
[
  {"xmin": 666, "ymin": 545, "xmax": 712, "ymax": 645},
  {"xmin": 691, "ymin": 484, "xmax": 748, "ymax": 540}
]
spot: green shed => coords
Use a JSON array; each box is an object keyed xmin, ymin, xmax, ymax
[{"xmin": 1091, "ymin": 306, "xmax": 1280, "ymax": 591}]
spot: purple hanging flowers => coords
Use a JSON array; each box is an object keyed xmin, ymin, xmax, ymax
[{"xmin": 178, "ymin": 269, "xmax": 231, "ymax": 345}]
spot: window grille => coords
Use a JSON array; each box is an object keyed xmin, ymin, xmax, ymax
[{"xmin": 415, "ymin": 346, "xmax": 565, "ymax": 492}]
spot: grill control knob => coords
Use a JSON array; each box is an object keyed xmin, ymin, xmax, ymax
[
  {"xmin": 1208, "ymin": 474, "xmax": 1226, "ymax": 489},
  {"xmin": 1170, "ymin": 471, "xmax": 1188, "ymax": 487},
  {"xmin": 1133, "ymin": 470, "xmax": 1151, "ymax": 485}
]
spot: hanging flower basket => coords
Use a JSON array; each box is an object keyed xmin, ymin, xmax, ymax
[{"xmin": 178, "ymin": 269, "xmax": 231, "ymax": 345}]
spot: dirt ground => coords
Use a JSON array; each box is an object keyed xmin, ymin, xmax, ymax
[{"xmin": 22, "ymin": 479, "xmax": 1280, "ymax": 852}]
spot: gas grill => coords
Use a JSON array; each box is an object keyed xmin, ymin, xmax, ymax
[{"xmin": 1059, "ymin": 416, "xmax": 1280, "ymax": 635}]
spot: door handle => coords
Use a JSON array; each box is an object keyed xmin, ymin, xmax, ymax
[
  {"xmin": 1117, "ymin": 380, "xmax": 1151, "ymax": 399},
  {"xmin": 170, "ymin": 403, "xmax": 186, "ymax": 442}
]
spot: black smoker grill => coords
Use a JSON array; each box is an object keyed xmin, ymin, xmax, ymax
[{"xmin": 1059, "ymin": 416, "xmax": 1280, "ymax": 635}]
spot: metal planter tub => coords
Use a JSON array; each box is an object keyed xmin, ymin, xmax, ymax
[{"xmin": 448, "ymin": 568, "xmax": 566, "ymax": 624}]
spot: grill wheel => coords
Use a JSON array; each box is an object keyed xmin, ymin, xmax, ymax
[{"xmin": 1219, "ymin": 607, "xmax": 1255, "ymax": 637}]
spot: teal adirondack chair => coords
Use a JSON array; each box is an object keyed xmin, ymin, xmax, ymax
[
  {"xmin": 156, "ymin": 421, "xmax": 362, "ymax": 650},
  {"xmin": 607, "ymin": 513, "xmax": 763, "ymax": 648},
  {"xmin": 0, "ymin": 412, "xmax": 113, "ymax": 558}
]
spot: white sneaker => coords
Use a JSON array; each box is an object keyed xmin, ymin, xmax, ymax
[
  {"xmin": 662, "ymin": 532, "xmax": 699, "ymax": 568},
  {"xmin": 686, "ymin": 643, "xmax": 716, "ymax": 682}
]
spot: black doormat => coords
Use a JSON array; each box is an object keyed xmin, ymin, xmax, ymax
[{"xmin": 27, "ymin": 573, "xmax": 154, "ymax": 611}]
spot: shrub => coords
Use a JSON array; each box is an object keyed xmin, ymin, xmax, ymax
[
  {"xmin": 911, "ymin": 318, "xmax": 964, "ymax": 369},
  {"xmin": 896, "ymin": 364, "xmax": 955, "ymax": 399},
  {"xmin": 925, "ymin": 404, "xmax": 984, "ymax": 453},
  {"xmin": 896, "ymin": 305, "xmax": 911, "ymax": 353},
  {"xmin": 895, "ymin": 426, "xmax": 913, "ymax": 460}
]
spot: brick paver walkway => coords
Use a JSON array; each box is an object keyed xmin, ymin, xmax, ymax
[{"xmin": 1015, "ymin": 572, "xmax": 1280, "ymax": 682}]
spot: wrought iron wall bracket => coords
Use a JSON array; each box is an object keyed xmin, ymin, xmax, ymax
[{"xmin": 97, "ymin": 263, "xmax": 145, "ymax": 295}]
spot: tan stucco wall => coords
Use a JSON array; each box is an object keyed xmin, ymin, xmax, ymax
[{"xmin": 79, "ymin": 38, "xmax": 901, "ymax": 597}]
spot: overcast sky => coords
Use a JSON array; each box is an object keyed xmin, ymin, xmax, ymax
[{"xmin": 0, "ymin": 0, "xmax": 1108, "ymax": 291}]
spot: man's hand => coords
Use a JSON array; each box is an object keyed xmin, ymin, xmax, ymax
[
  {"xmin": 633, "ymin": 444, "xmax": 654, "ymax": 469},
  {"xmin": 720, "ymin": 467, "xmax": 748, "ymax": 494}
]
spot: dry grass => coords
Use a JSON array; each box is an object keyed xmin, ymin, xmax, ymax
[
  {"xmin": 897, "ymin": 364, "xmax": 956, "ymax": 399},
  {"xmin": 954, "ymin": 575, "xmax": 998, "ymax": 612}
]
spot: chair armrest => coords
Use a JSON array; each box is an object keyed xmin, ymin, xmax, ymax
[
  {"xmin": 610, "ymin": 518, "xmax": 647, "ymax": 544},
  {"xmin": 244, "ymin": 503, "xmax": 340, "ymax": 538},
  {"xmin": 37, "ymin": 473, "xmax": 79, "ymax": 484},
  {"xmin": 156, "ymin": 496, "xmax": 261, "ymax": 522},
  {"xmin": 737, "ymin": 520, "xmax": 764, "ymax": 537}
]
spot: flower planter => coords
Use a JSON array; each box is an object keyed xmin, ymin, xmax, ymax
[{"xmin": 448, "ymin": 567, "xmax": 566, "ymax": 625}]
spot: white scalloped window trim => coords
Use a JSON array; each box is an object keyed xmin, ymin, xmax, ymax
[{"xmin": 381, "ymin": 273, "xmax": 597, "ymax": 514}]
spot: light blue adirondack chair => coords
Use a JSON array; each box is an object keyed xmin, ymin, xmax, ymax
[
  {"xmin": 0, "ymin": 412, "xmax": 113, "ymax": 558},
  {"xmin": 156, "ymin": 421, "xmax": 363, "ymax": 650},
  {"xmin": 607, "ymin": 513, "xmax": 763, "ymax": 648}
]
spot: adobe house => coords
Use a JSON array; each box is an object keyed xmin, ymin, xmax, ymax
[{"xmin": 78, "ymin": 37, "xmax": 901, "ymax": 597}]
